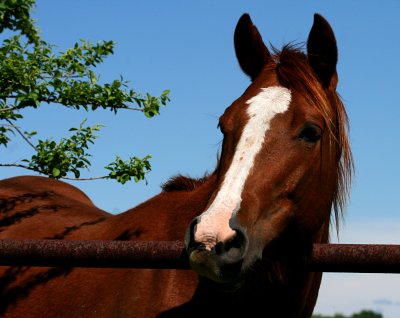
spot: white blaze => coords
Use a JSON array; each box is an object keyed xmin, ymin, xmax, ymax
[{"xmin": 194, "ymin": 87, "xmax": 292, "ymax": 249}]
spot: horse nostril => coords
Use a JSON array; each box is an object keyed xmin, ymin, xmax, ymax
[{"xmin": 184, "ymin": 216, "xmax": 200, "ymax": 252}]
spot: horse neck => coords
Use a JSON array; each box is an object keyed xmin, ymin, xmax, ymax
[
  {"xmin": 274, "ymin": 217, "xmax": 332, "ymax": 317},
  {"xmin": 100, "ymin": 173, "xmax": 219, "ymax": 241}
]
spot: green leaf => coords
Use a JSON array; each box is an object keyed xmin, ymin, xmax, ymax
[
  {"xmin": 52, "ymin": 167, "xmax": 60, "ymax": 177},
  {"xmin": 88, "ymin": 70, "xmax": 97, "ymax": 84}
]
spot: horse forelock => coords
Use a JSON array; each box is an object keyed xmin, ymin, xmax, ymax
[{"xmin": 271, "ymin": 44, "xmax": 354, "ymax": 234}]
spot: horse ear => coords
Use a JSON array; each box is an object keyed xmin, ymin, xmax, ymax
[
  {"xmin": 307, "ymin": 14, "xmax": 338, "ymax": 88},
  {"xmin": 234, "ymin": 13, "xmax": 271, "ymax": 81}
]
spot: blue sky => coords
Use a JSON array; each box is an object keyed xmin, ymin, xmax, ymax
[{"xmin": 2, "ymin": 1, "xmax": 400, "ymax": 317}]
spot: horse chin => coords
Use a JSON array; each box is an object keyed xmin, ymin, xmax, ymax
[{"xmin": 199, "ymin": 275, "xmax": 245, "ymax": 293}]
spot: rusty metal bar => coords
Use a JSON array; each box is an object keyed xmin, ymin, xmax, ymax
[
  {"xmin": 309, "ymin": 243, "xmax": 400, "ymax": 273},
  {"xmin": 0, "ymin": 239, "xmax": 189, "ymax": 269},
  {"xmin": 0, "ymin": 240, "xmax": 399, "ymax": 273}
]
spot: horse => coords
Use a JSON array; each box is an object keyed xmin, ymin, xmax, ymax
[{"xmin": 0, "ymin": 13, "xmax": 353, "ymax": 317}]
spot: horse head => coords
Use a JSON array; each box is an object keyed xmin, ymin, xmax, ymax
[{"xmin": 185, "ymin": 13, "xmax": 353, "ymax": 285}]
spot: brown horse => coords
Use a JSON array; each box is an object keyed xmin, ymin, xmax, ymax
[{"xmin": 0, "ymin": 13, "xmax": 353, "ymax": 318}]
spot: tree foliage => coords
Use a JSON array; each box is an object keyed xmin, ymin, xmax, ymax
[
  {"xmin": 312, "ymin": 309, "xmax": 384, "ymax": 318},
  {"xmin": 0, "ymin": 0, "xmax": 170, "ymax": 184}
]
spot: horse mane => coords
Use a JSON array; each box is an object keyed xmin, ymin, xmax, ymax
[
  {"xmin": 271, "ymin": 44, "xmax": 354, "ymax": 232},
  {"xmin": 161, "ymin": 174, "xmax": 210, "ymax": 192}
]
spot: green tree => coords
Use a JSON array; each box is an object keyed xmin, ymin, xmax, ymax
[
  {"xmin": 312, "ymin": 309, "xmax": 383, "ymax": 318},
  {"xmin": 0, "ymin": 0, "xmax": 170, "ymax": 183},
  {"xmin": 352, "ymin": 310, "xmax": 383, "ymax": 318}
]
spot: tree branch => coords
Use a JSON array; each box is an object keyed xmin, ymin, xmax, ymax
[
  {"xmin": 0, "ymin": 163, "xmax": 34, "ymax": 170},
  {"xmin": 0, "ymin": 100, "xmax": 146, "ymax": 113},
  {"xmin": 5, "ymin": 118, "xmax": 37, "ymax": 150},
  {"xmin": 61, "ymin": 176, "xmax": 107, "ymax": 181},
  {"xmin": 0, "ymin": 163, "xmax": 108, "ymax": 181},
  {"xmin": 0, "ymin": 105, "xmax": 23, "ymax": 112}
]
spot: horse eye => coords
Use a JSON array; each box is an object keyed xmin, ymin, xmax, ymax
[{"xmin": 298, "ymin": 124, "xmax": 322, "ymax": 143}]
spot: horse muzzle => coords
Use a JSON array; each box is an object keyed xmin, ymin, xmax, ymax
[{"xmin": 185, "ymin": 216, "xmax": 248, "ymax": 284}]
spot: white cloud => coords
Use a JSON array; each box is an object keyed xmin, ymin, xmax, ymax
[{"xmin": 314, "ymin": 273, "xmax": 400, "ymax": 318}]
